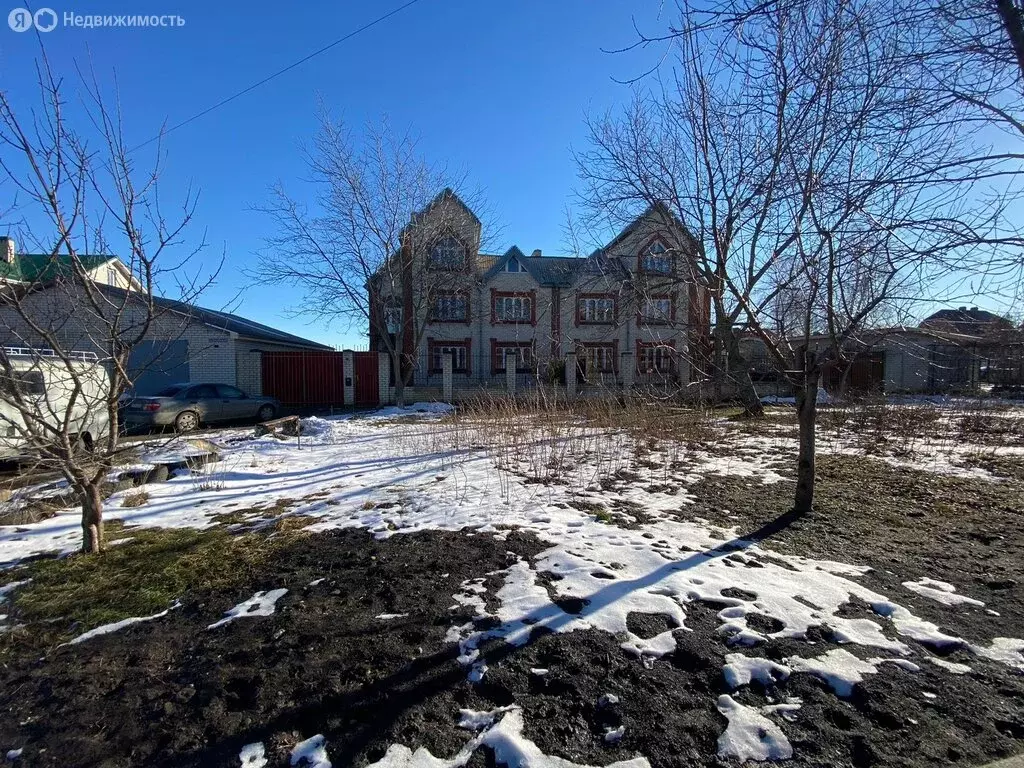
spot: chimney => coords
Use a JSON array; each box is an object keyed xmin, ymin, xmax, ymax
[
  {"xmin": 0, "ymin": 237, "xmax": 14, "ymax": 265},
  {"xmin": 531, "ymin": 249, "xmax": 542, "ymax": 258}
]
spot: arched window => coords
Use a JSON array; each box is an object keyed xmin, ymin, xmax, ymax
[
  {"xmin": 640, "ymin": 239, "xmax": 671, "ymax": 274},
  {"xmin": 429, "ymin": 235, "xmax": 467, "ymax": 269}
]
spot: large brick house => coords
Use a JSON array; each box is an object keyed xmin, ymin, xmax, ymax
[{"xmin": 368, "ymin": 190, "xmax": 711, "ymax": 387}]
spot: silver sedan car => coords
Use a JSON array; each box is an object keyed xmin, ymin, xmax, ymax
[{"xmin": 121, "ymin": 383, "xmax": 280, "ymax": 432}]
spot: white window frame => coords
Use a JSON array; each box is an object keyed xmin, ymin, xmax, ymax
[
  {"xmin": 494, "ymin": 295, "xmax": 532, "ymax": 322},
  {"xmin": 582, "ymin": 345, "xmax": 616, "ymax": 373},
  {"xmin": 641, "ymin": 296, "xmax": 672, "ymax": 323},
  {"xmin": 429, "ymin": 236, "xmax": 467, "ymax": 269},
  {"xmin": 641, "ymin": 241, "xmax": 672, "ymax": 274},
  {"xmin": 495, "ymin": 344, "xmax": 532, "ymax": 373},
  {"xmin": 639, "ymin": 345, "xmax": 674, "ymax": 373},
  {"xmin": 579, "ymin": 296, "xmax": 615, "ymax": 323},
  {"xmin": 433, "ymin": 293, "xmax": 468, "ymax": 322},
  {"xmin": 431, "ymin": 343, "xmax": 468, "ymax": 373}
]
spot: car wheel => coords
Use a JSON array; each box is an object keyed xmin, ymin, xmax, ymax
[
  {"xmin": 256, "ymin": 404, "xmax": 276, "ymax": 422},
  {"xmin": 175, "ymin": 411, "xmax": 199, "ymax": 433}
]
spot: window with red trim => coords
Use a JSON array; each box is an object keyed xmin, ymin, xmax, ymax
[
  {"xmin": 431, "ymin": 291, "xmax": 469, "ymax": 322},
  {"xmin": 428, "ymin": 235, "xmax": 468, "ymax": 270},
  {"xmin": 493, "ymin": 292, "xmax": 533, "ymax": 323},
  {"xmin": 639, "ymin": 238, "xmax": 672, "ymax": 274},
  {"xmin": 577, "ymin": 294, "xmax": 616, "ymax": 324},
  {"xmin": 639, "ymin": 295, "xmax": 672, "ymax": 325},
  {"xmin": 428, "ymin": 340, "xmax": 470, "ymax": 373},
  {"xmin": 493, "ymin": 342, "xmax": 533, "ymax": 373},
  {"xmin": 637, "ymin": 342, "xmax": 676, "ymax": 374},
  {"xmin": 577, "ymin": 343, "xmax": 617, "ymax": 374}
]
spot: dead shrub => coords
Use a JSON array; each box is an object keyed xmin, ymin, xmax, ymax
[{"xmin": 120, "ymin": 491, "xmax": 150, "ymax": 508}]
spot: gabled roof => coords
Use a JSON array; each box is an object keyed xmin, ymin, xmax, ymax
[
  {"xmin": 98, "ymin": 286, "xmax": 333, "ymax": 349},
  {"xmin": 0, "ymin": 252, "xmax": 118, "ymax": 284},
  {"xmin": 601, "ymin": 202, "xmax": 696, "ymax": 255},
  {"xmin": 481, "ymin": 245, "xmax": 586, "ymax": 287},
  {"xmin": 405, "ymin": 187, "xmax": 481, "ymax": 233},
  {"xmin": 920, "ymin": 307, "xmax": 1013, "ymax": 336}
]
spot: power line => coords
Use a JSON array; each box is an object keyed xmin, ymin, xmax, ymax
[{"xmin": 126, "ymin": 0, "xmax": 425, "ymax": 155}]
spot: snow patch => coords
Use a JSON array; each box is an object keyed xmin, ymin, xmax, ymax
[
  {"xmin": 239, "ymin": 742, "xmax": 268, "ymax": 768},
  {"xmin": 67, "ymin": 602, "xmax": 179, "ymax": 645},
  {"xmin": 973, "ymin": 637, "xmax": 1024, "ymax": 670},
  {"xmin": 787, "ymin": 649, "xmax": 881, "ymax": 697},
  {"xmin": 458, "ymin": 707, "xmax": 514, "ymax": 731},
  {"xmin": 604, "ymin": 725, "xmax": 626, "ymax": 744},
  {"xmin": 365, "ymin": 707, "xmax": 649, "ymax": 768},
  {"xmin": 291, "ymin": 734, "xmax": 331, "ymax": 768},
  {"xmin": 208, "ymin": 589, "xmax": 288, "ymax": 630},
  {"xmin": 716, "ymin": 695, "xmax": 793, "ymax": 761},
  {"xmin": 722, "ymin": 654, "xmax": 791, "ymax": 689},
  {"xmin": 902, "ymin": 578, "xmax": 985, "ymax": 607},
  {"xmin": 927, "ymin": 657, "xmax": 972, "ymax": 674}
]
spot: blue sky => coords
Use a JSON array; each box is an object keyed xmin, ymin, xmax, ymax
[{"xmin": 1, "ymin": 0, "xmax": 667, "ymax": 348}]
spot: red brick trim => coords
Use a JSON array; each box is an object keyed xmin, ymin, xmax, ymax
[
  {"xmin": 429, "ymin": 289, "xmax": 471, "ymax": 324},
  {"xmin": 492, "ymin": 290, "xmax": 536, "ymax": 325},
  {"xmin": 637, "ymin": 233, "xmax": 674, "ymax": 276},
  {"xmin": 427, "ymin": 338, "xmax": 471, "ymax": 374},
  {"xmin": 492, "ymin": 340, "xmax": 534, "ymax": 374},
  {"xmin": 576, "ymin": 292, "xmax": 617, "ymax": 326},
  {"xmin": 636, "ymin": 293, "xmax": 673, "ymax": 327},
  {"xmin": 576, "ymin": 341, "xmax": 619, "ymax": 374},
  {"xmin": 636, "ymin": 339, "xmax": 677, "ymax": 374},
  {"xmin": 426, "ymin": 230, "xmax": 472, "ymax": 272}
]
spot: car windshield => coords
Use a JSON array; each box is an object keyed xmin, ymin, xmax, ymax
[{"xmin": 154, "ymin": 386, "xmax": 185, "ymax": 397}]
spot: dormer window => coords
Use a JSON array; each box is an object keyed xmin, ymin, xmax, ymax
[
  {"xmin": 428, "ymin": 235, "xmax": 467, "ymax": 270},
  {"xmin": 640, "ymin": 239, "xmax": 672, "ymax": 274},
  {"xmin": 504, "ymin": 257, "xmax": 522, "ymax": 273}
]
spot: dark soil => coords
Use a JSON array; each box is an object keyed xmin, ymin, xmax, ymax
[{"xmin": 1, "ymin": 447, "xmax": 1023, "ymax": 767}]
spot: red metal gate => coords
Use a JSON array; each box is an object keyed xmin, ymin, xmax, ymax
[
  {"xmin": 261, "ymin": 350, "xmax": 380, "ymax": 407},
  {"xmin": 352, "ymin": 352, "xmax": 380, "ymax": 406},
  {"xmin": 261, "ymin": 350, "xmax": 346, "ymax": 407}
]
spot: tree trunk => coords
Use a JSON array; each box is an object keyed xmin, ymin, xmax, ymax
[
  {"xmin": 81, "ymin": 482, "xmax": 104, "ymax": 554},
  {"xmin": 793, "ymin": 369, "xmax": 821, "ymax": 514},
  {"xmin": 995, "ymin": 0, "xmax": 1024, "ymax": 83},
  {"xmin": 721, "ymin": 330, "xmax": 764, "ymax": 417}
]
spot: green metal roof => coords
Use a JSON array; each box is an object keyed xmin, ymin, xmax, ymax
[{"xmin": 0, "ymin": 252, "xmax": 116, "ymax": 284}]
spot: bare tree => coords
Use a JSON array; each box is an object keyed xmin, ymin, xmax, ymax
[
  {"xmin": 578, "ymin": 0, "xmax": 1004, "ymax": 512},
  {"xmin": 0, "ymin": 58, "xmax": 208, "ymax": 552},
  {"xmin": 252, "ymin": 114, "xmax": 490, "ymax": 407}
]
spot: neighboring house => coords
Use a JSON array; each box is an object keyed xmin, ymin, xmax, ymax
[
  {"xmin": 740, "ymin": 326, "xmax": 995, "ymax": 396},
  {"xmin": 368, "ymin": 190, "xmax": 711, "ymax": 389},
  {"xmin": 921, "ymin": 307, "xmax": 1022, "ymax": 389},
  {"xmin": 0, "ymin": 236, "xmax": 142, "ymax": 291},
  {"xmin": 0, "ymin": 240, "xmax": 330, "ymax": 396},
  {"xmin": 920, "ymin": 306, "xmax": 1014, "ymax": 337}
]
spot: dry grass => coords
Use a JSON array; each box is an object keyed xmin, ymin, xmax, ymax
[
  {"xmin": 398, "ymin": 394, "xmax": 725, "ymax": 502},
  {"xmin": 120, "ymin": 491, "xmax": 150, "ymax": 508},
  {"xmin": 0, "ymin": 521, "xmax": 310, "ymax": 650}
]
